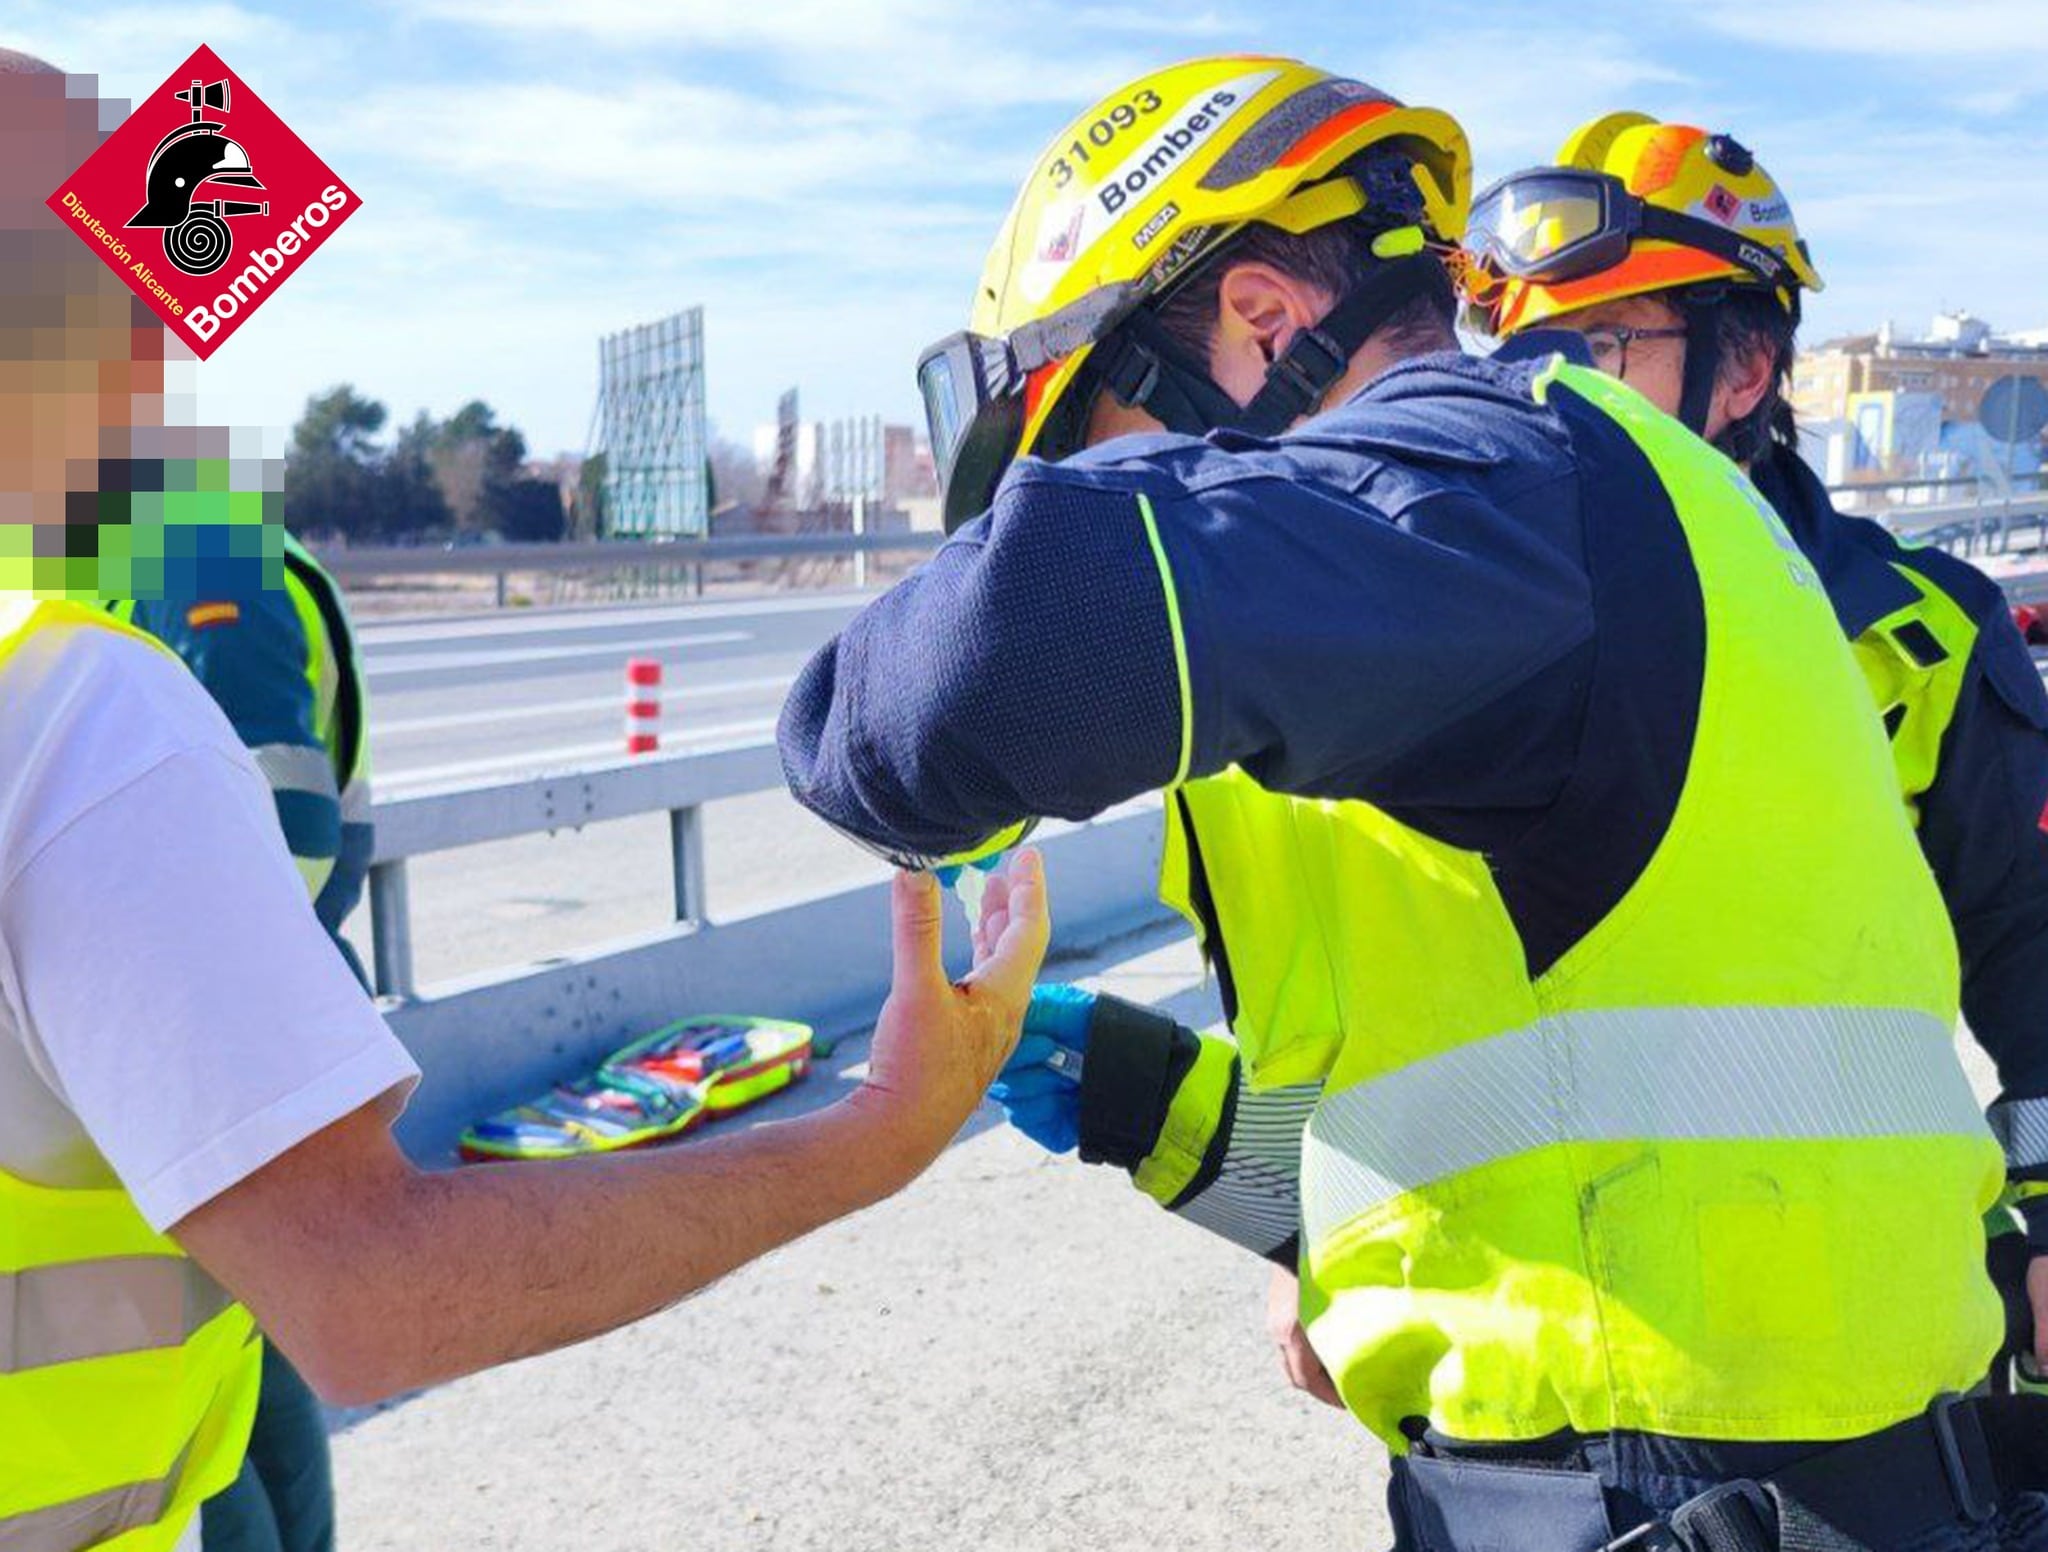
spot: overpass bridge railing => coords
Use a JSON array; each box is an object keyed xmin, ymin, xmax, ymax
[{"xmin": 364, "ymin": 745, "xmax": 1170, "ymax": 1153}]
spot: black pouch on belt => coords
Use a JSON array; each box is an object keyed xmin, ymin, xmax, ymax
[{"xmin": 1396, "ymin": 1451, "xmax": 1616, "ymax": 1552}]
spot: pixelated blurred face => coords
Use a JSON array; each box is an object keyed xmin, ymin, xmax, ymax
[
  {"xmin": 0, "ymin": 64, "xmax": 275, "ymax": 599},
  {"xmin": 0, "ymin": 72, "xmax": 152, "ymax": 566}
]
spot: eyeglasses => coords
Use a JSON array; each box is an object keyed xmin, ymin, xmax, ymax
[{"xmin": 1576, "ymin": 323, "xmax": 1688, "ymax": 378}]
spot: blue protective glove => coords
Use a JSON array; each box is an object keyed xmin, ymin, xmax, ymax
[
  {"xmin": 932, "ymin": 851, "xmax": 1004, "ymax": 890},
  {"xmin": 987, "ymin": 982, "xmax": 1095, "ymax": 1154}
]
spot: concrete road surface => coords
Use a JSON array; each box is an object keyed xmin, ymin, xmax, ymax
[
  {"xmin": 326, "ymin": 596, "xmax": 2037, "ymax": 1548},
  {"xmin": 327, "ymin": 922, "xmax": 2012, "ymax": 1552},
  {"xmin": 332, "ymin": 925, "xmax": 1388, "ymax": 1552}
]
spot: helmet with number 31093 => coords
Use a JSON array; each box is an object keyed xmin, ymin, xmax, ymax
[{"xmin": 917, "ymin": 55, "xmax": 1471, "ymax": 529}]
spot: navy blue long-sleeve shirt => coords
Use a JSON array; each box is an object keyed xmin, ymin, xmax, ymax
[
  {"xmin": 780, "ymin": 338, "xmax": 2048, "ymax": 1246},
  {"xmin": 781, "ymin": 348, "xmax": 1713, "ymax": 981}
]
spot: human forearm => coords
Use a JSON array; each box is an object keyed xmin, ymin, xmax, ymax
[
  {"xmin": 254, "ymin": 1094, "xmax": 931, "ymax": 1405},
  {"xmin": 179, "ymin": 863, "xmax": 1050, "ymax": 1407},
  {"xmin": 1087, "ymin": 1017, "xmax": 1311, "ymax": 1264}
]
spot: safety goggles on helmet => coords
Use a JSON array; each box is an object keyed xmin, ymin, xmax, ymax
[
  {"xmin": 1466, "ymin": 167, "xmax": 1793, "ymax": 294},
  {"xmin": 917, "ymin": 284, "xmax": 1141, "ymax": 531}
]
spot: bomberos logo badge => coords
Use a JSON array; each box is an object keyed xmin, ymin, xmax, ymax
[{"xmin": 45, "ymin": 44, "xmax": 359, "ymax": 359}]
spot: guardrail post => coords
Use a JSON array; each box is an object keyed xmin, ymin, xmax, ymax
[
  {"xmin": 670, "ymin": 805, "xmax": 708, "ymax": 924},
  {"xmin": 494, "ymin": 570, "xmax": 507, "ymax": 609},
  {"xmin": 369, "ymin": 858, "xmax": 417, "ymax": 999}
]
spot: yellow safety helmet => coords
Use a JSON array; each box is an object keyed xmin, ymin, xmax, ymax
[
  {"xmin": 1464, "ymin": 111, "xmax": 1823, "ymax": 339},
  {"xmin": 918, "ymin": 55, "xmax": 1470, "ymax": 528}
]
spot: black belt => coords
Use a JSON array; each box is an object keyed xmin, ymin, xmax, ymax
[
  {"xmin": 1604, "ymin": 1393, "xmax": 2048, "ymax": 1552},
  {"xmin": 1400, "ymin": 1400, "xmax": 2048, "ymax": 1552}
]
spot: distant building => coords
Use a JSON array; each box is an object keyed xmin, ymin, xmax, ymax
[
  {"xmin": 1791, "ymin": 312, "xmax": 2048, "ymax": 486},
  {"xmin": 882, "ymin": 424, "xmax": 937, "ymax": 503},
  {"xmin": 749, "ymin": 413, "xmax": 939, "ymax": 527},
  {"xmin": 1793, "ymin": 312, "xmax": 2048, "ymax": 432}
]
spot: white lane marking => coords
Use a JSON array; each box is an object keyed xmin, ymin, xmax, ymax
[
  {"xmin": 373, "ymin": 674, "xmax": 794, "ymax": 737},
  {"xmin": 365, "ymin": 630, "xmax": 750, "ymax": 678},
  {"xmin": 378, "ymin": 717, "xmax": 780, "ymax": 788},
  {"xmin": 357, "ymin": 592, "xmax": 873, "ymax": 647}
]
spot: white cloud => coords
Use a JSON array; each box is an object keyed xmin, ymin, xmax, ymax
[
  {"xmin": 1368, "ymin": 29, "xmax": 1687, "ymax": 178},
  {"xmin": 1691, "ymin": 0, "xmax": 2047, "ymax": 112},
  {"xmin": 1695, "ymin": 0, "xmax": 2048, "ymax": 59},
  {"xmin": 402, "ymin": 0, "xmax": 938, "ymax": 49},
  {"xmin": 341, "ymin": 80, "xmax": 929, "ymax": 206},
  {"xmin": 32, "ymin": 0, "xmax": 2039, "ymax": 481},
  {"xmin": 394, "ymin": 0, "xmax": 1214, "ymax": 116},
  {"xmin": 8, "ymin": 1, "xmax": 324, "ymax": 106}
]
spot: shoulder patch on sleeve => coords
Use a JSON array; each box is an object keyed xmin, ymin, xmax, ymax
[{"xmin": 185, "ymin": 601, "xmax": 241, "ymax": 630}]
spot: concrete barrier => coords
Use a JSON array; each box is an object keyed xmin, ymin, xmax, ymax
[{"xmin": 366, "ymin": 746, "xmax": 1170, "ymax": 1155}]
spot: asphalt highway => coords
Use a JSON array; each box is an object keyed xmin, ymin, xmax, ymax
[{"xmin": 361, "ymin": 592, "xmax": 869, "ymax": 793}]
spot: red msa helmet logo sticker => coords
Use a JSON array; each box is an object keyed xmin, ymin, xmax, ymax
[
  {"xmin": 1702, "ymin": 184, "xmax": 1742, "ymax": 225},
  {"xmin": 46, "ymin": 45, "xmax": 359, "ymax": 359}
]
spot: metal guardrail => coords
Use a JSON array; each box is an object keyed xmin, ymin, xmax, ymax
[
  {"xmin": 315, "ymin": 479, "xmax": 2044, "ymax": 597},
  {"xmin": 1825, "ymin": 470, "xmax": 2045, "ymax": 503},
  {"xmin": 365, "ymin": 746, "xmax": 1170, "ymax": 1154},
  {"xmin": 318, "ymin": 531, "xmax": 944, "ymax": 579},
  {"xmin": 1819, "ymin": 473, "xmax": 2048, "ymax": 562},
  {"xmin": 316, "ymin": 531, "xmax": 945, "ymax": 605},
  {"xmin": 366, "ymin": 742, "xmax": 781, "ymax": 998}
]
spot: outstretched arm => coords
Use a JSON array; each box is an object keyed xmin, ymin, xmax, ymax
[
  {"xmin": 174, "ymin": 857, "xmax": 1049, "ymax": 1405},
  {"xmin": 779, "ymin": 455, "xmax": 1593, "ymax": 864}
]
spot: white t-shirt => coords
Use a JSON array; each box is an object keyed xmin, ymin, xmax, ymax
[{"xmin": 0, "ymin": 618, "xmax": 418, "ymax": 1231}]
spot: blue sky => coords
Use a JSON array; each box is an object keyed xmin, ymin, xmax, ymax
[{"xmin": 18, "ymin": 0, "xmax": 2048, "ymax": 458}]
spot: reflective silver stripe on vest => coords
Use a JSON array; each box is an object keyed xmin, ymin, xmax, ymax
[
  {"xmin": 338, "ymin": 776, "xmax": 371, "ymax": 825},
  {"xmin": 1988, "ymin": 1096, "xmax": 2048, "ymax": 1171},
  {"xmin": 0, "ymin": 1440, "xmax": 191, "ymax": 1552},
  {"xmin": 1301, "ymin": 1005, "xmax": 1984, "ymax": 1245},
  {"xmin": 251, "ymin": 742, "xmax": 338, "ymax": 802},
  {"xmin": 0, "ymin": 1257, "xmax": 234, "ymax": 1374}
]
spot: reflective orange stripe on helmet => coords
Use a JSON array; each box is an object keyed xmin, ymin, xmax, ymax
[
  {"xmin": 919, "ymin": 56, "xmax": 1472, "ymax": 529},
  {"xmin": 1466, "ymin": 110, "xmax": 1823, "ymax": 339}
]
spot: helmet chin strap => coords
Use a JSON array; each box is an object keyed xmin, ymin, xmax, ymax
[
  {"xmin": 1093, "ymin": 253, "xmax": 1451, "ymax": 441},
  {"xmin": 1676, "ymin": 295, "xmax": 1722, "ymax": 444},
  {"xmin": 1676, "ymin": 286, "xmax": 1796, "ymax": 465}
]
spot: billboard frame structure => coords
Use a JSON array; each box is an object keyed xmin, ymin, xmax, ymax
[{"xmin": 592, "ymin": 307, "xmax": 708, "ymax": 538}]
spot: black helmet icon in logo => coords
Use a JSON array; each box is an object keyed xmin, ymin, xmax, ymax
[{"xmin": 127, "ymin": 79, "xmax": 271, "ymax": 277}]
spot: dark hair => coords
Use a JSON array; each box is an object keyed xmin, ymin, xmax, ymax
[
  {"xmin": 1150, "ymin": 217, "xmax": 1456, "ymax": 367},
  {"xmin": 1684, "ymin": 282, "xmax": 1800, "ymax": 463}
]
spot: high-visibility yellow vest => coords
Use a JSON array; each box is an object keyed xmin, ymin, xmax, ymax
[
  {"xmin": 1849, "ymin": 560, "xmax": 1976, "ymax": 826},
  {"xmin": 106, "ymin": 535, "xmax": 370, "ymax": 912},
  {"xmin": 279, "ymin": 534, "xmax": 370, "ymax": 834},
  {"xmin": 0, "ymin": 596, "xmax": 262, "ymax": 1551},
  {"xmin": 1158, "ymin": 362, "xmax": 2000, "ymax": 1447}
]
